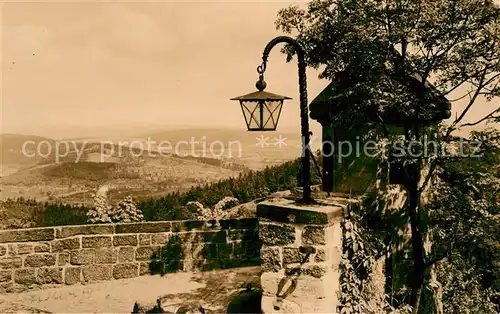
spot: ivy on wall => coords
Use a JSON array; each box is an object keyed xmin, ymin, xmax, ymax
[{"xmin": 339, "ymin": 203, "xmax": 413, "ymax": 314}]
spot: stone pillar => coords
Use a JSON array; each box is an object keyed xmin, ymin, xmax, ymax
[{"xmin": 257, "ymin": 199, "xmax": 343, "ymax": 313}]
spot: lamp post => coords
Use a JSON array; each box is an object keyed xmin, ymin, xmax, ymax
[{"xmin": 231, "ymin": 36, "xmax": 312, "ymax": 203}]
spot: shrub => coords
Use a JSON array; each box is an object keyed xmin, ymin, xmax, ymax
[
  {"xmin": 111, "ymin": 196, "xmax": 144, "ymax": 223},
  {"xmin": 87, "ymin": 185, "xmax": 113, "ymax": 223},
  {"xmin": 87, "ymin": 185, "xmax": 144, "ymax": 224}
]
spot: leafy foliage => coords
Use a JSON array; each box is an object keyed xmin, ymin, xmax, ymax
[
  {"xmin": 341, "ymin": 200, "xmax": 413, "ymax": 314},
  {"xmin": 423, "ymin": 128, "xmax": 500, "ymax": 312},
  {"xmin": 111, "ymin": 196, "xmax": 144, "ymax": 223},
  {"xmin": 0, "ymin": 197, "xmax": 89, "ymax": 229},
  {"xmin": 1, "ymin": 157, "xmax": 319, "ymax": 228},
  {"xmin": 87, "ymin": 185, "xmax": 113, "ymax": 223},
  {"xmin": 275, "ymin": 0, "xmax": 500, "ymax": 312},
  {"xmin": 188, "ymin": 196, "xmax": 239, "ymax": 220},
  {"xmin": 87, "ymin": 185, "xmax": 144, "ymax": 224},
  {"xmin": 139, "ymin": 159, "xmax": 320, "ymax": 221}
]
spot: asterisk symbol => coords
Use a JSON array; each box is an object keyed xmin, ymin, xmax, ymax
[
  {"xmin": 256, "ymin": 135, "xmax": 270, "ymax": 148},
  {"xmin": 273, "ymin": 135, "xmax": 288, "ymax": 148},
  {"xmin": 287, "ymin": 214, "xmax": 296, "ymax": 223}
]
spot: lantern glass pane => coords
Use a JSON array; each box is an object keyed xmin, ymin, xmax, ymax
[
  {"xmin": 240, "ymin": 101, "xmax": 261, "ymax": 130},
  {"xmin": 262, "ymin": 100, "xmax": 284, "ymax": 130}
]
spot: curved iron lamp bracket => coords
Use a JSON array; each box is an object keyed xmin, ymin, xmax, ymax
[{"xmin": 256, "ymin": 36, "xmax": 312, "ymax": 203}]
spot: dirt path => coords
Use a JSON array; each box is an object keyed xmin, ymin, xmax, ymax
[{"xmin": 0, "ymin": 267, "xmax": 261, "ymax": 313}]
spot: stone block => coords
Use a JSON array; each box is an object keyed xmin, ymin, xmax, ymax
[
  {"xmin": 95, "ymin": 248, "xmax": 118, "ymax": 264},
  {"xmin": 259, "ymin": 223, "xmax": 295, "ymax": 246},
  {"xmin": 65, "ymin": 267, "xmax": 81, "ymax": 285},
  {"xmin": 34, "ymin": 242, "xmax": 51, "ymax": 253},
  {"xmin": 113, "ymin": 235, "xmax": 138, "ymax": 247},
  {"xmin": 135, "ymin": 246, "xmax": 160, "ymax": 261},
  {"xmin": 82, "ymin": 265, "xmax": 112, "ymax": 281},
  {"xmin": 113, "ymin": 263, "xmax": 138, "ymax": 279},
  {"xmin": 219, "ymin": 218, "xmax": 258, "ymax": 230},
  {"xmin": 0, "ymin": 270, "xmax": 12, "ymax": 282},
  {"xmin": 285, "ymin": 263, "xmax": 328, "ymax": 278},
  {"xmin": 36, "ymin": 267, "xmax": 63, "ymax": 284},
  {"xmin": 0, "ymin": 228, "xmax": 55, "ymax": 243},
  {"xmin": 51, "ymin": 237, "xmax": 81, "ymax": 252},
  {"xmin": 203, "ymin": 231, "xmax": 227, "ymax": 243},
  {"xmin": 58, "ymin": 252, "xmax": 70, "ymax": 266},
  {"xmin": 0, "ymin": 282, "xmax": 15, "ymax": 293},
  {"xmin": 82, "ymin": 236, "xmax": 112, "ymax": 248},
  {"xmin": 260, "ymin": 271, "xmax": 338, "ymax": 313},
  {"xmin": 171, "ymin": 220, "xmax": 205, "ymax": 232},
  {"xmin": 257, "ymin": 200, "xmax": 343, "ymax": 225},
  {"xmin": 56, "ymin": 225, "xmax": 113, "ymax": 238},
  {"xmin": 24, "ymin": 254, "xmax": 56, "ymax": 267},
  {"xmin": 138, "ymin": 234, "xmax": 151, "ymax": 245},
  {"xmin": 314, "ymin": 248, "xmax": 327, "ymax": 262},
  {"xmin": 115, "ymin": 222, "xmax": 171, "ymax": 234},
  {"xmin": 139, "ymin": 262, "xmax": 150, "ymax": 276},
  {"xmin": 0, "ymin": 256, "xmax": 22, "ymax": 269},
  {"xmin": 178, "ymin": 232, "xmax": 203, "ymax": 244},
  {"xmin": 70, "ymin": 249, "xmax": 94, "ymax": 265},
  {"xmin": 151, "ymin": 233, "xmax": 169, "ymax": 245},
  {"xmin": 282, "ymin": 247, "xmax": 308, "ymax": 265},
  {"xmin": 261, "ymin": 247, "xmax": 281, "ymax": 272},
  {"xmin": 118, "ymin": 247, "xmax": 135, "ymax": 263},
  {"xmin": 14, "ymin": 268, "xmax": 37, "ymax": 285},
  {"xmin": 12, "ymin": 243, "xmax": 34, "ymax": 255},
  {"xmin": 302, "ymin": 226, "xmax": 326, "ymax": 245}
]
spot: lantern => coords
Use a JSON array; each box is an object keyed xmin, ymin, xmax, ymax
[{"xmin": 231, "ymin": 79, "xmax": 291, "ymax": 131}]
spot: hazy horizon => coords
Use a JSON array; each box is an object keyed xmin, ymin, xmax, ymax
[{"xmin": 1, "ymin": 1, "xmax": 498, "ymax": 139}]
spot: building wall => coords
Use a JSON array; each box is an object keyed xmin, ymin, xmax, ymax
[{"xmin": 0, "ymin": 218, "xmax": 259, "ymax": 293}]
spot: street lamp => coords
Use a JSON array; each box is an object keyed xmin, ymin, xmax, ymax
[
  {"xmin": 231, "ymin": 36, "xmax": 313, "ymax": 203},
  {"xmin": 230, "ymin": 82, "xmax": 291, "ymax": 131}
]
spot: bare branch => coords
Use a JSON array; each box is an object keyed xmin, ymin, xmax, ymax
[
  {"xmin": 441, "ymin": 76, "xmax": 474, "ymax": 96},
  {"xmin": 448, "ymin": 90, "xmax": 474, "ymax": 102},
  {"xmin": 449, "ymin": 66, "xmax": 490, "ymax": 132},
  {"xmin": 460, "ymin": 107, "xmax": 500, "ymax": 127},
  {"xmin": 377, "ymin": 113, "xmax": 390, "ymax": 138}
]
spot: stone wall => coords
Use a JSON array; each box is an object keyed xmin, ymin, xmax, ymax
[
  {"xmin": 0, "ymin": 218, "xmax": 259, "ymax": 293},
  {"xmin": 257, "ymin": 198, "xmax": 346, "ymax": 313}
]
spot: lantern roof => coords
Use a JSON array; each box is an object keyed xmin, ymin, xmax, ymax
[{"xmin": 230, "ymin": 90, "xmax": 292, "ymax": 101}]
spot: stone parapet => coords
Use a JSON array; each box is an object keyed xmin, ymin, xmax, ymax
[
  {"xmin": 257, "ymin": 198, "xmax": 345, "ymax": 313},
  {"xmin": 0, "ymin": 218, "xmax": 259, "ymax": 293}
]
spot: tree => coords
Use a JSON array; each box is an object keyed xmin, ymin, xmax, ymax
[
  {"xmin": 111, "ymin": 196, "xmax": 144, "ymax": 223},
  {"xmin": 88, "ymin": 185, "xmax": 144, "ymax": 223},
  {"xmin": 276, "ymin": 0, "xmax": 500, "ymax": 312},
  {"xmin": 424, "ymin": 128, "xmax": 500, "ymax": 313},
  {"xmin": 87, "ymin": 185, "xmax": 113, "ymax": 223}
]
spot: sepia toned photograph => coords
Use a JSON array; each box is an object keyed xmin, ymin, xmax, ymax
[{"xmin": 0, "ymin": 0, "xmax": 499, "ymax": 313}]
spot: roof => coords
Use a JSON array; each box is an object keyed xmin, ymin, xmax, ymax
[
  {"xmin": 309, "ymin": 56, "xmax": 452, "ymax": 125},
  {"xmin": 231, "ymin": 90, "xmax": 292, "ymax": 101}
]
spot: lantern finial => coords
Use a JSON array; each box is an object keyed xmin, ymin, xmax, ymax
[{"xmin": 256, "ymin": 76, "xmax": 267, "ymax": 91}]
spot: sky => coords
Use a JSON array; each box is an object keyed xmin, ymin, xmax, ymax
[{"xmin": 0, "ymin": 0, "xmax": 498, "ymax": 139}]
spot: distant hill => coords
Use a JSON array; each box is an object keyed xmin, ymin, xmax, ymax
[
  {"xmin": 0, "ymin": 133, "xmax": 55, "ymax": 166},
  {"xmin": 0, "ymin": 128, "xmax": 317, "ymax": 205},
  {"xmin": 143, "ymin": 128, "xmax": 317, "ymax": 169}
]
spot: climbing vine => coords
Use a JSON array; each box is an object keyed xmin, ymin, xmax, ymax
[
  {"xmin": 340, "ymin": 204, "xmax": 413, "ymax": 314},
  {"xmin": 340, "ymin": 206, "xmax": 375, "ymax": 313}
]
